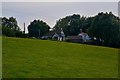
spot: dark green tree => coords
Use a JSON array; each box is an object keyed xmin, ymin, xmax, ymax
[
  {"xmin": 28, "ymin": 20, "xmax": 50, "ymax": 38},
  {"xmin": 81, "ymin": 17, "xmax": 94, "ymax": 32},
  {"xmin": 54, "ymin": 14, "xmax": 82, "ymax": 36},
  {"xmin": 2, "ymin": 17, "xmax": 22, "ymax": 37},
  {"xmin": 87, "ymin": 12, "xmax": 120, "ymax": 47}
]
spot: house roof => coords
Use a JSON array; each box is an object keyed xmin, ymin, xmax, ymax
[
  {"xmin": 78, "ymin": 32, "xmax": 88, "ymax": 36},
  {"xmin": 43, "ymin": 31, "xmax": 55, "ymax": 37},
  {"xmin": 67, "ymin": 36, "xmax": 82, "ymax": 39},
  {"xmin": 54, "ymin": 29, "xmax": 61, "ymax": 36},
  {"xmin": 43, "ymin": 29, "xmax": 62, "ymax": 37}
]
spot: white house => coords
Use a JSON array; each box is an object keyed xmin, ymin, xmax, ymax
[
  {"xmin": 78, "ymin": 29, "xmax": 91, "ymax": 42},
  {"xmin": 42, "ymin": 28, "xmax": 66, "ymax": 41},
  {"xmin": 78, "ymin": 32, "xmax": 91, "ymax": 42}
]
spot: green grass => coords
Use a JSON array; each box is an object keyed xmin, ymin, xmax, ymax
[
  {"xmin": 0, "ymin": 36, "xmax": 2, "ymax": 79},
  {"xmin": 2, "ymin": 37, "xmax": 118, "ymax": 78}
]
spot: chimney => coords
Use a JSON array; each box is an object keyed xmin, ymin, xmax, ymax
[{"xmin": 80, "ymin": 28, "xmax": 82, "ymax": 33}]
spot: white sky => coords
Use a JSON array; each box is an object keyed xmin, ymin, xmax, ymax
[
  {"xmin": 1, "ymin": 1, "xmax": 119, "ymax": 33},
  {"xmin": 1, "ymin": 0, "xmax": 120, "ymax": 2}
]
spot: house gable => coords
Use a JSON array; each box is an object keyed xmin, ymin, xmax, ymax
[
  {"xmin": 42, "ymin": 28, "xmax": 66, "ymax": 41},
  {"xmin": 52, "ymin": 33, "xmax": 59, "ymax": 39}
]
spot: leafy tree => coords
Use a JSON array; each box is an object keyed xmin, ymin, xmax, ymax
[
  {"xmin": 54, "ymin": 14, "xmax": 83, "ymax": 36},
  {"xmin": 81, "ymin": 17, "xmax": 94, "ymax": 32},
  {"xmin": 2, "ymin": 17, "xmax": 22, "ymax": 37},
  {"xmin": 28, "ymin": 20, "xmax": 50, "ymax": 38},
  {"xmin": 87, "ymin": 12, "xmax": 120, "ymax": 47}
]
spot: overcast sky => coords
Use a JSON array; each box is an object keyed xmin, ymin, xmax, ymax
[{"xmin": 2, "ymin": 2, "xmax": 118, "ymax": 33}]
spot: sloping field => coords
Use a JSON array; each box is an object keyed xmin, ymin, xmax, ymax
[
  {"xmin": 0, "ymin": 36, "xmax": 2, "ymax": 79},
  {"xmin": 2, "ymin": 37, "xmax": 118, "ymax": 78}
]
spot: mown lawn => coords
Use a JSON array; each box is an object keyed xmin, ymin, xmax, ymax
[
  {"xmin": 0, "ymin": 36, "xmax": 2, "ymax": 79},
  {"xmin": 2, "ymin": 37, "xmax": 118, "ymax": 78}
]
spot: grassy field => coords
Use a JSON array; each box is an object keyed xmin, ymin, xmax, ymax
[
  {"xmin": 2, "ymin": 37, "xmax": 118, "ymax": 78},
  {"xmin": 0, "ymin": 36, "xmax": 2, "ymax": 79}
]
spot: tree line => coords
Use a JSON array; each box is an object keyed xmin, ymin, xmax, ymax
[
  {"xmin": 1, "ymin": 17, "xmax": 26, "ymax": 37},
  {"xmin": 1, "ymin": 12, "xmax": 120, "ymax": 48}
]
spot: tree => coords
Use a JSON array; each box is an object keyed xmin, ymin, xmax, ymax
[
  {"xmin": 28, "ymin": 20, "xmax": 50, "ymax": 38},
  {"xmin": 81, "ymin": 17, "xmax": 94, "ymax": 32},
  {"xmin": 54, "ymin": 14, "xmax": 83, "ymax": 36},
  {"xmin": 87, "ymin": 12, "xmax": 120, "ymax": 47},
  {"xmin": 2, "ymin": 17, "xmax": 22, "ymax": 37}
]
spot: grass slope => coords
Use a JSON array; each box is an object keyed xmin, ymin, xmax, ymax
[
  {"xmin": 2, "ymin": 37, "xmax": 118, "ymax": 78},
  {"xmin": 0, "ymin": 36, "xmax": 2, "ymax": 79}
]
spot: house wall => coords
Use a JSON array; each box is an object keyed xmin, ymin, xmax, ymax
[{"xmin": 78, "ymin": 33, "xmax": 91, "ymax": 42}]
